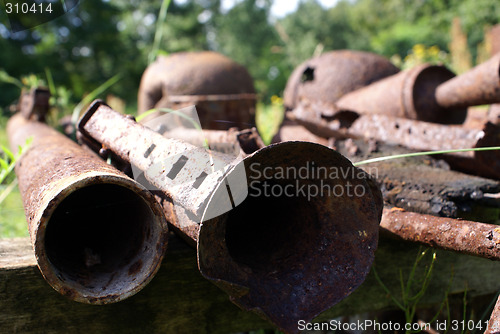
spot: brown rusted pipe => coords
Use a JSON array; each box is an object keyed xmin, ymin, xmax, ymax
[
  {"xmin": 290, "ymin": 99, "xmax": 500, "ymax": 180},
  {"xmin": 150, "ymin": 126, "xmax": 265, "ymax": 157},
  {"xmin": 435, "ymin": 53, "xmax": 500, "ymax": 109},
  {"xmin": 78, "ymin": 100, "xmax": 383, "ymax": 334},
  {"xmin": 485, "ymin": 295, "xmax": 500, "ymax": 334},
  {"xmin": 7, "ymin": 113, "xmax": 168, "ymax": 304},
  {"xmin": 335, "ymin": 64, "xmax": 467, "ymax": 124},
  {"xmin": 380, "ymin": 207, "xmax": 500, "ymax": 260},
  {"xmin": 490, "ymin": 104, "xmax": 500, "ymax": 125}
]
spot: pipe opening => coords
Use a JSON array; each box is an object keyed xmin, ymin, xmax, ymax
[
  {"xmin": 44, "ymin": 183, "xmax": 163, "ymax": 301},
  {"xmin": 225, "ymin": 181, "xmax": 320, "ymax": 273}
]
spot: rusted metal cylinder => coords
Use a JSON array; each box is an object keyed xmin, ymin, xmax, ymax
[
  {"xmin": 380, "ymin": 208, "xmax": 500, "ymax": 260},
  {"xmin": 137, "ymin": 51, "xmax": 256, "ymax": 130},
  {"xmin": 290, "ymin": 99, "xmax": 500, "ymax": 180},
  {"xmin": 79, "ymin": 101, "xmax": 383, "ymax": 333},
  {"xmin": 492, "ymin": 25, "xmax": 500, "ymax": 56},
  {"xmin": 156, "ymin": 127, "xmax": 265, "ymax": 157},
  {"xmin": 489, "ymin": 103, "xmax": 500, "ymax": 125},
  {"xmin": 435, "ymin": 53, "xmax": 500, "ymax": 109},
  {"xmin": 7, "ymin": 113, "xmax": 168, "ymax": 304},
  {"xmin": 336, "ymin": 64, "xmax": 467, "ymax": 124},
  {"xmin": 283, "ymin": 50, "xmax": 400, "ymax": 111},
  {"xmin": 486, "ymin": 295, "xmax": 500, "ymax": 334}
]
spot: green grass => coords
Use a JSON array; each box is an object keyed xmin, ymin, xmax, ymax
[
  {"xmin": 0, "ymin": 186, "xmax": 27, "ymax": 238},
  {"xmin": 255, "ymin": 102, "xmax": 284, "ymax": 145}
]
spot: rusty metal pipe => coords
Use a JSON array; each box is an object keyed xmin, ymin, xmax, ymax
[
  {"xmin": 7, "ymin": 113, "xmax": 168, "ymax": 304},
  {"xmin": 485, "ymin": 294, "xmax": 500, "ymax": 334},
  {"xmin": 78, "ymin": 101, "xmax": 383, "ymax": 333},
  {"xmin": 380, "ymin": 208, "xmax": 500, "ymax": 260},
  {"xmin": 290, "ymin": 99, "xmax": 500, "ymax": 180},
  {"xmin": 335, "ymin": 64, "xmax": 467, "ymax": 124},
  {"xmin": 435, "ymin": 53, "xmax": 500, "ymax": 109},
  {"xmin": 151, "ymin": 127, "xmax": 265, "ymax": 157}
]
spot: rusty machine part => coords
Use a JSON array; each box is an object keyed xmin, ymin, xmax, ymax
[
  {"xmin": 434, "ymin": 53, "xmax": 500, "ymax": 109},
  {"xmin": 7, "ymin": 113, "xmax": 169, "ymax": 304},
  {"xmin": 491, "ymin": 25, "xmax": 500, "ymax": 57},
  {"xmin": 289, "ymin": 99, "xmax": 500, "ymax": 180},
  {"xmin": 486, "ymin": 295, "xmax": 500, "ymax": 334},
  {"xmin": 78, "ymin": 100, "xmax": 383, "ymax": 333},
  {"xmin": 335, "ymin": 54, "xmax": 500, "ymax": 124},
  {"xmin": 380, "ymin": 207, "xmax": 500, "ymax": 261},
  {"xmin": 137, "ymin": 51, "xmax": 257, "ymax": 130},
  {"xmin": 489, "ymin": 103, "xmax": 500, "ymax": 125},
  {"xmin": 335, "ymin": 64, "xmax": 467, "ymax": 124},
  {"xmin": 283, "ymin": 50, "xmax": 400, "ymax": 111},
  {"xmin": 17, "ymin": 87, "xmax": 50, "ymax": 121},
  {"xmin": 153, "ymin": 127, "xmax": 265, "ymax": 157}
]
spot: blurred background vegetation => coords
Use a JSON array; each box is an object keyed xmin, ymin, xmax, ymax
[
  {"xmin": 0, "ymin": 0, "xmax": 499, "ymax": 237},
  {"xmin": 0, "ymin": 0, "xmax": 499, "ymax": 111}
]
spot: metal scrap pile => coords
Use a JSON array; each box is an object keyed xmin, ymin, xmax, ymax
[{"xmin": 7, "ymin": 48, "xmax": 500, "ymax": 333}]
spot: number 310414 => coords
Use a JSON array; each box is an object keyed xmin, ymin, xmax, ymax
[{"xmin": 5, "ymin": 2, "xmax": 53, "ymax": 14}]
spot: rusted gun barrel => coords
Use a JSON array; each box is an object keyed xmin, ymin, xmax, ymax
[
  {"xmin": 290, "ymin": 99, "xmax": 500, "ymax": 180},
  {"xmin": 335, "ymin": 54, "xmax": 500, "ymax": 124},
  {"xmin": 78, "ymin": 101, "xmax": 383, "ymax": 333},
  {"xmin": 150, "ymin": 126, "xmax": 265, "ymax": 157},
  {"xmin": 485, "ymin": 294, "xmax": 500, "ymax": 334},
  {"xmin": 380, "ymin": 207, "xmax": 500, "ymax": 261},
  {"xmin": 6, "ymin": 113, "xmax": 168, "ymax": 304}
]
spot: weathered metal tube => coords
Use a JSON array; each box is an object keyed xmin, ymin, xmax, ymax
[
  {"xmin": 486, "ymin": 295, "xmax": 500, "ymax": 334},
  {"xmin": 490, "ymin": 103, "xmax": 500, "ymax": 125},
  {"xmin": 154, "ymin": 127, "xmax": 265, "ymax": 157},
  {"xmin": 7, "ymin": 113, "xmax": 169, "ymax": 304},
  {"xmin": 380, "ymin": 208, "xmax": 500, "ymax": 260},
  {"xmin": 335, "ymin": 64, "xmax": 467, "ymax": 124},
  {"xmin": 290, "ymin": 99, "xmax": 500, "ymax": 180},
  {"xmin": 78, "ymin": 101, "xmax": 383, "ymax": 333},
  {"xmin": 435, "ymin": 53, "xmax": 500, "ymax": 109}
]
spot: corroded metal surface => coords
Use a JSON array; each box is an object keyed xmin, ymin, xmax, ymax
[
  {"xmin": 486, "ymin": 295, "xmax": 500, "ymax": 334},
  {"xmin": 274, "ymin": 126, "xmax": 500, "ymax": 221},
  {"xmin": 17, "ymin": 87, "xmax": 50, "ymax": 121},
  {"xmin": 137, "ymin": 51, "xmax": 256, "ymax": 130},
  {"xmin": 7, "ymin": 113, "xmax": 168, "ymax": 304},
  {"xmin": 79, "ymin": 101, "xmax": 383, "ymax": 334},
  {"xmin": 490, "ymin": 104, "xmax": 500, "ymax": 125},
  {"xmin": 290, "ymin": 99, "xmax": 500, "ymax": 180},
  {"xmin": 380, "ymin": 207, "xmax": 500, "ymax": 260},
  {"xmin": 283, "ymin": 50, "xmax": 400, "ymax": 110},
  {"xmin": 335, "ymin": 64, "xmax": 467, "ymax": 124},
  {"xmin": 161, "ymin": 127, "xmax": 264, "ymax": 156},
  {"xmin": 435, "ymin": 53, "xmax": 500, "ymax": 109}
]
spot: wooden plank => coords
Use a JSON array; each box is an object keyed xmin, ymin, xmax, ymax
[{"xmin": 1, "ymin": 234, "xmax": 500, "ymax": 333}]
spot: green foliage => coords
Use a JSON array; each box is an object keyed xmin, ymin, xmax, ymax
[{"xmin": 373, "ymin": 248, "xmax": 450, "ymax": 333}]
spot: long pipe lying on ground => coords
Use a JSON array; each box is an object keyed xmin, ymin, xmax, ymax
[
  {"xmin": 7, "ymin": 113, "xmax": 169, "ymax": 304},
  {"xmin": 78, "ymin": 100, "xmax": 383, "ymax": 334}
]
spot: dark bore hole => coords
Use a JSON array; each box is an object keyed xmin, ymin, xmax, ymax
[
  {"xmin": 45, "ymin": 184, "xmax": 151, "ymax": 291},
  {"xmin": 225, "ymin": 181, "xmax": 320, "ymax": 273},
  {"xmin": 301, "ymin": 66, "xmax": 315, "ymax": 83}
]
